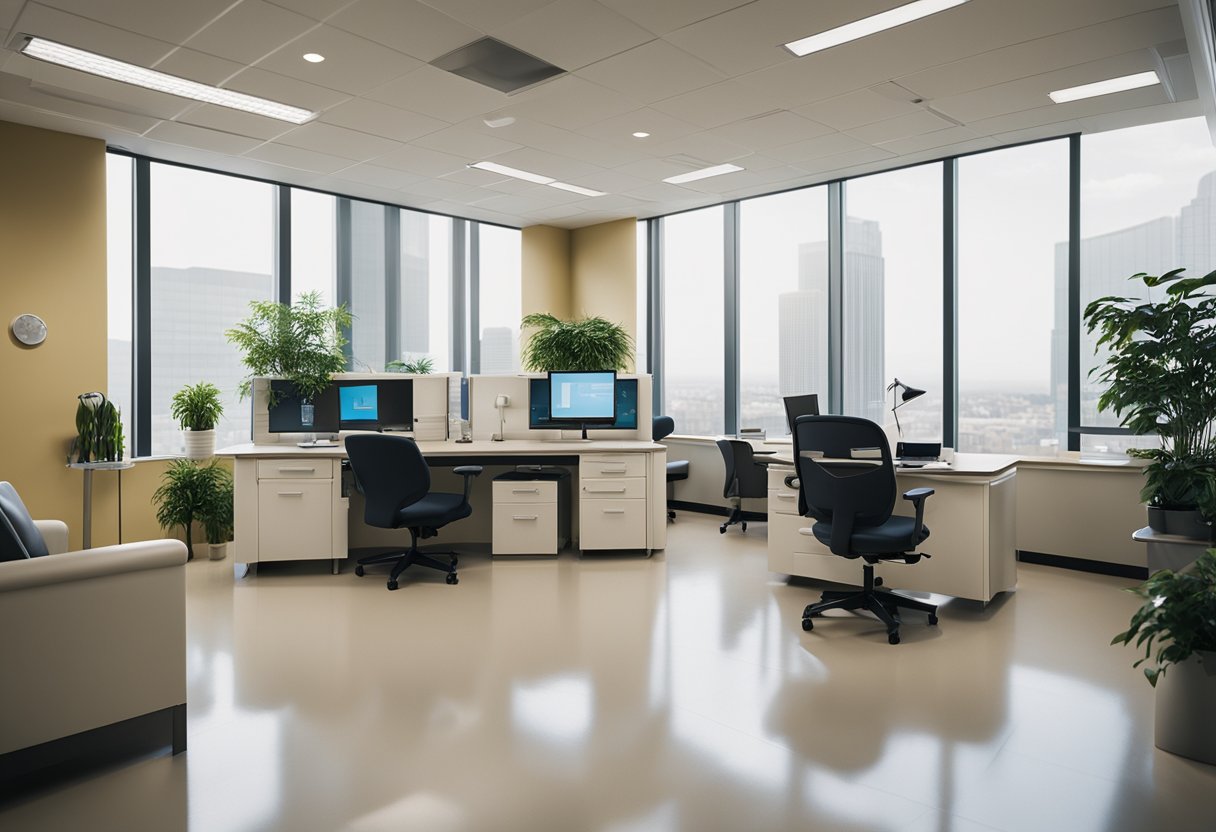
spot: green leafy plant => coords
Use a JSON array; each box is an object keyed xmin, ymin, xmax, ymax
[
  {"xmin": 1113, "ymin": 549, "xmax": 1216, "ymax": 686},
  {"xmin": 521, "ymin": 313, "xmax": 634, "ymax": 372},
  {"xmin": 170, "ymin": 382, "xmax": 224, "ymax": 431},
  {"xmin": 1083, "ymin": 269, "xmax": 1216, "ymax": 517},
  {"xmin": 71, "ymin": 392, "xmax": 124, "ymax": 463},
  {"xmin": 200, "ymin": 468, "xmax": 234, "ymax": 545},
  {"xmin": 153, "ymin": 459, "xmax": 229, "ymax": 556},
  {"xmin": 386, "ymin": 356, "xmax": 434, "ymax": 374},
  {"xmin": 225, "ymin": 291, "xmax": 353, "ymax": 404}
]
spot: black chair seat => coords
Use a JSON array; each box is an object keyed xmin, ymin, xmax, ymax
[
  {"xmin": 810, "ymin": 515, "xmax": 928, "ymax": 556},
  {"xmin": 666, "ymin": 460, "xmax": 689, "ymax": 481},
  {"xmin": 397, "ymin": 492, "xmax": 472, "ymax": 527}
]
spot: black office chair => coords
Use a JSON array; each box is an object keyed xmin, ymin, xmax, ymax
[
  {"xmin": 791, "ymin": 415, "xmax": 938, "ymax": 644},
  {"xmin": 344, "ymin": 433, "xmax": 482, "ymax": 591},
  {"xmin": 654, "ymin": 416, "xmax": 688, "ymax": 520},
  {"xmin": 716, "ymin": 439, "xmax": 768, "ymax": 534}
]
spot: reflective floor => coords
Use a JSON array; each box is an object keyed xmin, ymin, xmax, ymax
[{"xmin": 3, "ymin": 513, "xmax": 1215, "ymax": 831}]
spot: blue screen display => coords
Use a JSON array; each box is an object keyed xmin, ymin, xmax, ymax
[
  {"xmin": 530, "ymin": 379, "xmax": 637, "ymax": 430},
  {"xmin": 550, "ymin": 372, "xmax": 615, "ymax": 422},
  {"xmin": 339, "ymin": 385, "xmax": 378, "ymax": 422}
]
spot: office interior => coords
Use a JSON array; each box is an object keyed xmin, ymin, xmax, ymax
[{"xmin": 3, "ymin": 1, "xmax": 1216, "ymax": 829}]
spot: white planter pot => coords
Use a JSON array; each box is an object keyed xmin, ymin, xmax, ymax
[
  {"xmin": 1155, "ymin": 651, "xmax": 1216, "ymax": 765},
  {"xmin": 208, "ymin": 542, "xmax": 228, "ymax": 561},
  {"xmin": 183, "ymin": 429, "xmax": 216, "ymax": 460}
]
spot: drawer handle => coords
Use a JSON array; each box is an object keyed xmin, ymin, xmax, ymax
[
  {"xmin": 277, "ymin": 491, "xmax": 304, "ymax": 497},
  {"xmin": 512, "ymin": 515, "xmax": 538, "ymax": 521},
  {"xmin": 586, "ymin": 487, "xmax": 627, "ymax": 494},
  {"xmin": 512, "ymin": 488, "xmax": 540, "ymax": 494},
  {"xmin": 602, "ymin": 509, "xmax": 626, "ymax": 515},
  {"xmin": 600, "ymin": 467, "xmax": 628, "ymax": 474},
  {"xmin": 776, "ymin": 493, "xmax": 796, "ymax": 500},
  {"xmin": 278, "ymin": 467, "xmax": 316, "ymax": 474}
]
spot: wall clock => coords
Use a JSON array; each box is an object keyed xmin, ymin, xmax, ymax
[{"xmin": 10, "ymin": 313, "xmax": 48, "ymax": 346}]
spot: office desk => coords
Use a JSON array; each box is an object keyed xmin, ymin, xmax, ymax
[
  {"xmin": 766, "ymin": 454, "xmax": 1018, "ymax": 603},
  {"xmin": 219, "ymin": 439, "xmax": 668, "ymax": 575}
]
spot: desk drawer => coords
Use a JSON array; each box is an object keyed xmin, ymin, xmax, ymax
[
  {"xmin": 581, "ymin": 455, "xmax": 647, "ymax": 478},
  {"xmin": 258, "ymin": 480, "xmax": 333, "ymax": 560},
  {"xmin": 768, "ymin": 487, "xmax": 800, "ymax": 515},
  {"xmin": 493, "ymin": 480, "xmax": 556, "ymax": 505},
  {"xmin": 581, "ymin": 477, "xmax": 646, "ymax": 500},
  {"xmin": 257, "ymin": 459, "xmax": 333, "ymax": 480},
  {"xmin": 493, "ymin": 503, "xmax": 558, "ymax": 555},
  {"xmin": 580, "ymin": 499, "xmax": 647, "ymax": 550}
]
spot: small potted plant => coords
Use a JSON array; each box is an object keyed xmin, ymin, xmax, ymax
[
  {"xmin": 153, "ymin": 459, "xmax": 228, "ymax": 560},
  {"xmin": 1112, "ymin": 548, "xmax": 1216, "ymax": 764},
  {"xmin": 386, "ymin": 355, "xmax": 434, "ymax": 374},
  {"xmin": 71, "ymin": 391, "xmax": 125, "ymax": 463},
  {"xmin": 521, "ymin": 313, "xmax": 634, "ymax": 372},
  {"xmin": 199, "ymin": 468, "xmax": 234, "ymax": 561},
  {"xmin": 171, "ymin": 381, "xmax": 223, "ymax": 460}
]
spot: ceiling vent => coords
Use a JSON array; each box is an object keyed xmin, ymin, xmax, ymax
[{"xmin": 430, "ymin": 37, "xmax": 565, "ymax": 94}]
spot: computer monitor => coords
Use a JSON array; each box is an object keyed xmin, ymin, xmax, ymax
[
  {"xmin": 783, "ymin": 393, "xmax": 820, "ymax": 433},
  {"xmin": 339, "ymin": 384, "xmax": 378, "ymax": 426},
  {"xmin": 375, "ymin": 378, "xmax": 413, "ymax": 431},
  {"xmin": 267, "ymin": 381, "xmax": 340, "ymax": 434},
  {"xmin": 547, "ymin": 371, "xmax": 616, "ymax": 437},
  {"xmin": 529, "ymin": 378, "xmax": 637, "ymax": 430}
]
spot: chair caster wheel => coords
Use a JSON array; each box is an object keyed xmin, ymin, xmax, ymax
[
  {"xmin": 874, "ymin": 576, "xmax": 883, "ymax": 586},
  {"xmin": 354, "ymin": 565, "xmax": 364, "ymax": 577},
  {"xmin": 386, "ymin": 580, "xmax": 399, "ymax": 591},
  {"xmin": 888, "ymin": 631, "xmax": 900, "ymax": 645},
  {"xmin": 928, "ymin": 614, "xmax": 938, "ymax": 626},
  {"xmin": 802, "ymin": 618, "xmax": 814, "ymax": 632},
  {"xmin": 446, "ymin": 573, "xmax": 458, "ymax": 585},
  {"xmin": 741, "ymin": 521, "xmax": 747, "ymax": 532},
  {"xmin": 719, "ymin": 525, "xmax": 727, "ymax": 534}
]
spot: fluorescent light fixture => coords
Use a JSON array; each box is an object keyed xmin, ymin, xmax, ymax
[
  {"xmin": 549, "ymin": 182, "xmax": 605, "ymax": 197},
  {"xmin": 20, "ymin": 36, "xmax": 316, "ymax": 123},
  {"xmin": 468, "ymin": 160, "xmax": 554, "ymax": 184},
  {"xmin": 663, "ymin": 163, "xmax": 744, "ymax": 185},
  {"xmin": 302, "ymin": 53, "xmax": 325, "ymax": 63},
  {"xmin": 784, "ymin": 0, "xmax": 970, "ymax": 57},
  {"xmin": 632, "ymin": 131, "xmax": 650, "ymax": 138},
  {"xmin": 1048, "ymin": 71, "xmax": 1160, "ymax": 104}
]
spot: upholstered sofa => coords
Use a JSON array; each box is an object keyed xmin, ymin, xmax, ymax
[{"xmin": 0, "ymin": 484, "xmax": 189, "ymax": 791}]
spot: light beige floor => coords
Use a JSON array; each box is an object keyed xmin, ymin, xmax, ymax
[{"xmin": 3, "ymin": 514, "xmax": 1215, "ymax": 832}]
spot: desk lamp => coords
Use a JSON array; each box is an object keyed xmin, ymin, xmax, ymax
[
  {"xmin": 493, "ymin": 394, "xmax": 510, "ymax": 442},
  {"xmin": 886, "ymin": 378, "xmax": 925, "ymax": 437}
]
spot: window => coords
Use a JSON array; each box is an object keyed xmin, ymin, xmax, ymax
[
  {"xmin": 636, "ymin": 220, "xmax": 648, "ymax": 374},
  {"xmin": 106, "ymin": 154, "xmax": 133, "ymax": 458},
  {"xmin": 476, "ymin": 224, "xmax": 522, "ymax": 373},
  {"xmin": 662, "ymin": 207, "xmax": 725, "ymax": 435},
  {"xmin": 343, "ymin": 199, "xmax": 387, "ymax": 372},
  {"xmin": 844, "ymin": 164, "xmax": 943, "ymax": 438},
  {"xmin": 149, "ymin": 163, "xmax": 276, "ymax": 456},
  {"xmin": 738, "ymin": 188, "xmax": 829, "ymax": 435},
  {"xmin": 400, "ymin": 210, "xmax": 453, "ymax": 371},
  {"xmin": 958, "ymin": 141, "xmax": 1069, "ymax": 454},
  {"xmin": 291, "ymin": 190, "xmax": 336, "ymax": 305}
]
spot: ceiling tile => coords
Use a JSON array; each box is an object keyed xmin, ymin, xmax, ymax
[
  {"xmin": 33, "ymin": 0, "xmax": 234, "ymax": 44},
  {"xmin": 365, "ymin": 64, "xmax": 504, "ymax": 123},
  {"xmin": 490, "ymin": 75, "xmax": 641, "ymax": 131},
  {"xmin": 329, "ymin": 0, "xmax": 480, "ymax": 62},
  {"xmin": 874, "ymin": 125, "xmax": 981, "ymax": 156},
  {"xmin": 185, "ymin": 0, "xmax": 317, "ymax": 65},
  {"xmin": 320, "ymin": 97, "xmax": 447, "ymax": 140},
  {"xmin": 650, "ymin": 79, "xmax": 785, "ymax": 129},
  {"xmin": 265, "ymin": 0, "xmax": 361, "ymax": 21},
  {"xmin": 796, "ymin": 145, "xmax": 897, "ymax": 176},
  {"xmin": 11, "ymin": 2, "xmax": 177, "ymax": 66},
  {"xmin": 322, "ymin": 161, "xmax": 423, "ymax": 189},
  {"xmin": 660, "ymin": 0, "xmax": 811, "ymax": 77},
  {"xmin": 596, "ymin": 0, "xmax": 754, "ymax": 36},
  {"xmin": 257, "ymin": 25, "xmax": 419, "ymax": 95},
  {"xmin": 371, "ymin": 143, "xmax": 470, "ymax": 176},
  {"xmin": 576, "ymin": 39, "xmax": 724, "ymax": 104},
  {"xmin": 767, "ymin": 130, "xmax": 871, "ymax": 164},
  {"xmin": 613, "ymin": 156, "xmax": 703, "ymax": 183},
  {"xmin": 845, "ymin": 108, "xmax": 958, "ymax": 144},
  {"xmin": 0, "ymin": 0, "xmax": 21, "ymax": 31},
  {"xmin": 575, "ymin": 107, "xmax": 700, "ymax": 145},
  {"xmin": 143, "ymin": 120, "xmax": 264, "ymax": 155},
  {"xmin": 412, "ymin": 0, "xmax": 552, "ymax": 32},
  {"xmin": 223, "ymin": 66, "xmax": 350, "ymax": 112},
  {"xmin": 795, "ymin": 88, "xmax": 927, "ymax": 131},
  {"xmin": 479, "ymin": 146, "xmax": 607, "ymax": 182},
  {"xmin": 399, "ymin": 175, "xmax": 483, "ymax": 200},
  {"xmin": 708, "ymin": 110, "xmax": 833, "ymax": 150},
  {"xmin": 644, "ymin": 131, "xmax": 752, "ymax": 165},
  {"xmin": 411, "ymin": 124, "xmax": 522, "ymax": 159},
  {"xmin": 152, "ymin": 48, "xmax": 244, "ymax": 86},
  {"xmin": 178, "ymin": 103, "xmax": 296, "ymax": 141},
  {"xmin": 491, "ymin": 0, "xmax": 653, "ymax": 71},
  {"xmin": 0, "ymin": 72, "xmax": 162, "ymax": 132},
  {"xmin": 276, "ymin": 120, "xmax": 405, "ymax": 160},
  {"xmin": 244, "ymin": 140, "xmax": 355, "ymax": 173}
]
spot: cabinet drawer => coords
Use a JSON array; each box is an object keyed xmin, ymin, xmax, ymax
[
  {"xmin": 580, "ymin": 455, "xmax": 647, "ymax": 478},
  {"xmin": 258, "ymin": 480, "xmax": 333, "ymax": 560},
  {"xmin": 493, "ymin": 502, "xmax": 558, "ymax": 555},
  {"xmin": 257, "ymin": 459, "xmax": 333, "ymax": 480},
  {"xmin": 580, "ymin": 477, "xmax": 646, "ymax": 500},
  {"xmin": 492, "ymin": 480, "xmax": 556, "ymax": 505},
  {"xmin": 580, "ymin": 499, "xmax": 647, "ymax": 550},
  {"xmin": 768, "ymin": 487, "xmax": 800, "ymax": 515}
]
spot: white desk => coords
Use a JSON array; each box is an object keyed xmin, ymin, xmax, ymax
[
  {"xmin": 766, "ymin": 453, "xmax": 1018, "ymax": 603},
  {"xmin": 218, "ymin": 439, "xmax": 667, "ymax": 575}
]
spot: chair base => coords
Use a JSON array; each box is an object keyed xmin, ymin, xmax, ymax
[
  {"xmin": 354, "ymin": 530, "xmax": 459, "ymax": 591},
  {"xmin": 719, "ymin": 505, "xmax": 747, "ymax": 534},
  {"xmin": 801, "ymin": 564, "xmax": 937, "ymax": 644}
]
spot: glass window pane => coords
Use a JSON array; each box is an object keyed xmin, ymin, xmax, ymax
[
  {"xmin": 636, "ymin": 220, "xmax": 648, "ymax": 374},
  {"xmin": 399, "ymin": 210, "xmax": 452, "ymax": 371},
  {"xmin": 663, "ymin": 206, "xmax": 724, "ymax": 435},
  {"xmin": 477, "ymin": 224, "xmax": 522, "ymax": 373},
  {"xmin": 958, "ymin": 140, "xmax": 1069, "ymax": 454},
  {"xmin": 844, "ymin": 164, "xmax": 943, "ymax": 439},
  {"xmin": 149, "ymin": 163, "xmax": 275, "ymax": 455},
  {"xmin": 347, "ymin": 200, "xmax": 387, "ymax": 372},
  {"xmin": 739, "ymin": 188, "xmax": 828, "ymax": 436},
  {"xmin": 291, "ymin": 190, "xmax": 336, "ymax": 305},
  {"xmin": 106, "ymin": 154, "xmax": 133, "ymax": 458}
]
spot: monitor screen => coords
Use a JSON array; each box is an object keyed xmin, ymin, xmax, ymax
[
  {"xmin": 267, "ymin": 381, "xmax": 340, "ymax": 433},
  {"xmin": 783, "ymin": 393, "xmax": 820, "ymax": 432},
  {"xmin": 339, "ymin": 384, "xmax": 378, "ymax": 423},
  {"xmin": 530, "ymin": 378, "xmax": 637, "ymax": 430},
  {"xmin": 376, "ymin": 379, "xmax": 413, "ymax": 431},
  {"xmin": 548, "ymin": 371, "xmax": 616, "ymax": 424}
]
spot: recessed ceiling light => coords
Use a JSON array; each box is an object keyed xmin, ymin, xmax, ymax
[
  {"xmin": 468, "ymin": 161, "xmax": 554, "ymax": 185},
  {"xmin": 302, "ymin": 53, "xmax": 325, "ymax": 63},
  {"xmin": 632, "ymin": 131, "xmax": 650, "ymax": 138},
  {"xmin": 549, "ymin": 182, "xmax": 606, "ymax": 197},
  {"xmin": 663, "ymin": 164, "xmax": 745, "ymax": 185},
  {"xmin": 20, "ymin": 36, "xmax": 316, "ymax": 123},
  {"xmin": 1048, "ymin": 71, "xmax": 1160, "ymax": 104},
  {"xmin": 783, "ymin": 0, "xmax": 970, "ymax": 57}
]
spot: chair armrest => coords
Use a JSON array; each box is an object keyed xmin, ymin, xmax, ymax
[
  {"xmin": 452, "ymin": 465, "xmax": 483, "ymax": 501},
  {"xmin": 783, "ymin": 474, "xmax": 800, "ymax": 490},
  {"xmin": 901, "ymin": 487, "xmax": 935, "ymax": 544},
  {"xmin": 33, "ymin": 520, "xmax": 69, "ymax": 555}
]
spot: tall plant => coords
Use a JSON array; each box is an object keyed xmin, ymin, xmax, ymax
[
  {"xmin": 153, "ymin": 459, "xmax": 229, "ymax": 556},
  {"xmin": 521, "ymin": 313, "xmax": 633, "ymax": 372},
  {"xmin": 200, "ymin": 468, "xmax": 234, "ymax": 546},
  {"xmin": 226, "ymin": 291, "xmax": 353, "ymax": 403},
  {"xmin": 1083, "ymin": 269, "xmax": 1216, "ymax": 516},
  {"xmin": 170, "ymin": 382, "xmax": 224, "ymax": 431}
]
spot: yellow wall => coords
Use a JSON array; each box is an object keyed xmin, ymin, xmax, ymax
[{"xmin": 520, "ymin": 224, "xmax": 573, "ymax": 320}]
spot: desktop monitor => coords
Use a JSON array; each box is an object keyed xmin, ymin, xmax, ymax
[
  {"xmin": 548, "ymin": 371, "xmax": 616, "ymax": 426},
  {"xmin": 339, "ymin": 384, "xmax": 378, "ymax": 426},
  {"xmin": 267, "ymin": 381, "xmax": 340, "ymax": 434},
  {"xmin": 529, "ymin": 378, "xmax": 637, "ymax": 430},
  {"xmin": 783, "ymin": 393, "xmax": 820, "ymax": 433},
  {"xmin": 374, "ymin": 378, "xmax": 413, "ymax": 431}
]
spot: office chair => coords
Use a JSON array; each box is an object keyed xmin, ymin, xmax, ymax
[
  {"xmin": 716, "ymin": 439, "xmax": 768, "ymax": 534},
  {"xmin": 344, "ymin": 433, "xmax": 482, "ymax": 591},
  {"xmin": 653, "ymin": 416, "xmax": 688, "ymax": 520},
  {"xmin": 791, "ymin": 415, "xmax": 938, "ymax": 644}
]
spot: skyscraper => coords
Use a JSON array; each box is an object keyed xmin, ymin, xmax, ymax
[
  {"xmin": 480, "ymin": 326, "xmax": 518, "ymax": 374},
  {"xmin": 399, "ymin": 210, "xmax": 430, "ymax": 356},
  {"xmin": 778, "ymin": 241, "xmax": 828, "ymax": 401}
]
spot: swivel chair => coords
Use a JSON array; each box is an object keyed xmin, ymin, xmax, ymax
[
  {"xmin": 653, "ymin": 416, "xmax": 688, "ymax": 520},
  {"xmin": 716, "ymin": 439, "xmax": 768, "ymax": 533},
  {"xmin": 791, "ymin": 415, "xmax": 938, "ymax": 644},
  {"xmin": 344, "ymin": 433, "xmax": 482, "ymax": 592}
]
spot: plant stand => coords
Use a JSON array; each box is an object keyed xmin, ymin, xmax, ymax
[
  {"xmin": 1132, "ymin": 527, "xmax": 1211, "ymax": 574},
  {"xmin": 67, "ymin": 461, "xmax": 135, "ymax": 549}
]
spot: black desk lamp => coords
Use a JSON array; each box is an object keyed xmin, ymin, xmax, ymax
[{"xmin": 886, "ymin": 378, "xmax": 925, "ymax": 437}]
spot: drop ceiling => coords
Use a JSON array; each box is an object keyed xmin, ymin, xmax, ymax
[{"xmin": 0, "ymin": 0, "xmax": 1207, "ymax": 228}]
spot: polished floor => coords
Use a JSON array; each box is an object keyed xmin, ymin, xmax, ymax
[{"xmin": 3, "ymin": 514, "xmax": 1215, "ymax": 831}]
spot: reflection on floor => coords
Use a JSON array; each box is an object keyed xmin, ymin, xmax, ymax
[{"xmin": 3, "ymin": 513, "xmax": 1215, "ymax": 831}]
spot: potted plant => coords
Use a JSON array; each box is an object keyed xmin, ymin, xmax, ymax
[
  {"xmin": 171, "ymin": 381, "xmax": 223, "ymax": 460},
  {"xmin": 225, "ymin": 291, "xmax": 353, "ymax": 424},
  {"xmin": 521, "ymin": 313, "xmax": 634, "ymax": 372},
  {"xmin": 1083, "ymin": 268, "xmax": 1216, "ymax": 539},
  {"xmin": 71, "ymin": 391, "xmax": 125, "ymax": 463},
  {"xmin": 1112, "ymin": 548, "xmax": 1216, "ymax": 764},
  {"xmin": 386, "ymin": 355, "xmax": 434, "ymax": 374},
  {"xmin": 199, "ymin": 467, "xmax": 234, "ymax": 561},
  {"xmin": 153, "ymin": 459, "xmax": 228, "ymax": 560}
]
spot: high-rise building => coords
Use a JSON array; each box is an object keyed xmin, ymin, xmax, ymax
[
  {"xmin": 842, "ymin": 218, "xmax": 885, "ymax": 423},
  {"xmin": 480, "ymin": 326, "xmax": 518, "ymax": 374},
  {"xmin": 399, "ymin": 210, "xmax": 430, "ymax": 356},
  {"xmin": 778, "ymin": 241, "xmax": 828, "ymax": 401}
]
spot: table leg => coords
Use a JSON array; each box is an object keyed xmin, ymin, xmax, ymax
[{"xmin": 82, "ymin": 468, "xmax": 93, "ymax": 549}]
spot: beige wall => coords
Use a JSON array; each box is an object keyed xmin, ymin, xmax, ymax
[{"xmin": 521, "ymin": 225, "xmax": 572, "ymax": 320}]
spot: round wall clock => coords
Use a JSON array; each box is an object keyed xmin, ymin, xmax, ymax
[{"xmin": 10, "ymin": 313, "xmax": 48, "ymax": 346}]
